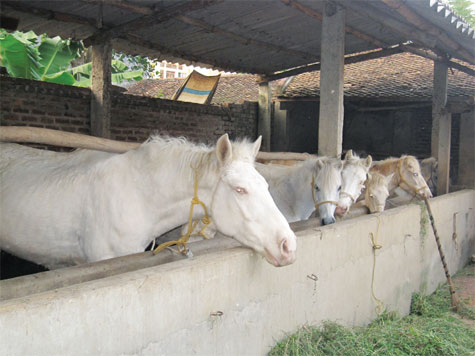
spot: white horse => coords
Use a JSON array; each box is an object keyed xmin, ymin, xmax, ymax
[
  {"xmin": 160, "ymin": 156, "xmax": 343, "ymax": 243},
  {"xmin": 370, "ymin": 155, "xmax": 432, "ymax": 200},
  {"xmin": 0, "ymin": 134, "xmax": 297, "ymax": 269},
  {"xmin": 256, "ymin": 157, "xmax": 343, "ymax": 225},
  {"xmin": 336, "ymin": 149, "xmax": 372, "ymax": 216},
  {"xmin": 363, "ymin": 172, "xmax": 394, "ymax": 213}
]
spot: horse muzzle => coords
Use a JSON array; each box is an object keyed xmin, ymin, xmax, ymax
[{"xmin": 265, "ymin": 236, "xmax": 296, "ymax": 267}]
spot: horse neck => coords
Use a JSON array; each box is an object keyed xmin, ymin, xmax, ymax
[
  {"xmin": 126, "ymin": 144, "xmax": 219, "ymax": 234},
  {"xmin": 285, "ymin": 160, "xmax": 318, "ymax": 218}
]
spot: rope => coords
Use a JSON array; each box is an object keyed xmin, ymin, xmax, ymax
[
  {"xmin": 397, "ymin": 160, "xmax": 427, "ymax": 196},
  {"xmin": 369, "ymin": 216, "xmax": 384, "ymax": 315},
  {"xmin": 153, "ymin": 166, "xmax": 212, "ymax": 256},
  {"xmin": 311, "ymin": 176, "xmax": 339, "ymax": 212},
  {"xmin": 423, "ymin": 196, "xmax": 458, "ymax": 310}
]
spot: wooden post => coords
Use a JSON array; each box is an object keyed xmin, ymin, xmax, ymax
[
  {"xmin": 258, "ymin": 81, "xmax": 271, "ymax": 151},
  {"xmin": 272, "ymin": 101, "xmax": 288, "ymax": 152},
  {"xmin": 318, "ymin": 1, "xmax": 345, "ymax": 157},
  {"xmin": 90, "ymin": 40, "xmax": 112, "ymax": 138},
  {"xmin": 432, "ymin": 61, "xmax": 451, "ymax": 195},
  {"xmin": 457, "ymin": 110, "xmax": 475, "ymax": 189}
]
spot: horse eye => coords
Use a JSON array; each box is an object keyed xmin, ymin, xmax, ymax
[
  {"xmin": 338, "ymin": 185, "xmax": 341, "ymax": 191},
  {"xmin": 369, "ymin": 194, "xmax": 374, "ymax": 199},
  {"xmin": 413, "ymin": 172, "xmax": 418, "ymax": 177},
  {"xmin": 315, "ymin": 186, "xmax": 320, "ymax": 192},
  {"xmin": 235, "ymin": 187, "xmax": 247, "ymax": 194}
]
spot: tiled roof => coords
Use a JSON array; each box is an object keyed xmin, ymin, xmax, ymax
[
  {"xmin": 127, "ymin": 74, "xmax": 261, "ymax": 104},
  {"xmin": 282, "ymin": 52, "xmax": 475, "ymax": 100},
  {"xmin": 128, "ymin": 53, "xmax": 474, "ymax": 103}
]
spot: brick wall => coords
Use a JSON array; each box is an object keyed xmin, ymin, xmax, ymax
[
  {"xmin": 0, "ymin": 76, "xmax": 258, "ymax": 147},
  {"xmin": 111, "ymin": 93, "xmax": 257, "ymax": 145}
]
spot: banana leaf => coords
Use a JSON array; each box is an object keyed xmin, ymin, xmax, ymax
[{"xmin": 0, "ymin": 30, "xmax": 42, "ymax": 80}]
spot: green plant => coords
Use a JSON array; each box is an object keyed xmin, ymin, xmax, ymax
[
  {"xmin": 0, "ymin": 29, "xmax": 82, "ymax": 85},
  {"xmin": 270, "ymin": 270, "xmax": 475, "ymax": 356},
  {"xmin": 0, "ymin": 29, "xmax": 146, "ymax": 87}
]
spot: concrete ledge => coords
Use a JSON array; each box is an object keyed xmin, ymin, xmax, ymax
[{"xmin": 0, "ymin": 190, "xmax": 473, "ymax": 356}]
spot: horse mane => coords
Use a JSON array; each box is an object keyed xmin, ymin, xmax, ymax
[{"xmin": 141, "ymin": 134, "xmax": 257, "ymax": 182}]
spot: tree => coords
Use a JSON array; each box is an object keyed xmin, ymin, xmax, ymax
[
  {"xmin": 448, "ymin": 0, "xmax": 475, "ymax": 27},
  {"xmin": 0, "ymin": 29, "xmax": 82, "ymax": 85},
  {"xmin": 0, "ymin": 29, "xmax": 150, "ymax": 87}
]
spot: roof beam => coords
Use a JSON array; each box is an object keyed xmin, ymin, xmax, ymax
[
  {"xmin": 336, "ymin": 0, "xmax": 474, "ymax": 65},
  {"xmin": 97, "ymin": 0, "xmax": 317, "ymax": 64},
  {"xmin": 81, "ymin": 0, "xmax": 156, "ymax": 15},
  {"xmin": 176, "ymin": 15, "xmax": 316, "ymax": 62},
  {"xmin": 281, "ymin": 0, "xmax": 387, "ymax": 48},
  {"xmin": 2, "ymin": 1, "xmax": 98, "ymax": 29},
  {"xmin": 260, "ymin": 45, "xmax": 405, "ymax": 82},
  {"xmin": 261, "ymin": 43, "xmax": 474, "ymax": 83},
  {"xmin": 83, "ymin": 0, "xmax": 221, "ymax": 46},
  {"xmin": 381, "ymin": 0, "xmax": 474, "ymax": 65},
  {"xmin": 119, "ymin": 34, "xmax": 261, "ymax": 75}
]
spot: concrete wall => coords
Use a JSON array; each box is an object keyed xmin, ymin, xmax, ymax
[{"xmin": 0, "ymin": 190, "xmax": 473, "ymax": 356}]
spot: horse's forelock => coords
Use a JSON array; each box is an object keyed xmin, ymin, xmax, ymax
[
  {"xmin": 367, "ymin": 172, "xmax": 388, "ymax": 187},
  {"xmin": 229, "ymin": 138, "xmax": 258, "ymax": 163}
]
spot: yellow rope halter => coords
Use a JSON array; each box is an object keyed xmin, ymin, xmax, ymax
[
  {"xmin": 397, "ymin": 160, "xmax": 427, "ymax": 196},
  {"xmin": 153, "ymin": 166, "xmax": 212, "ymax": 255},
  {"xmin": 311, "ymin": 175, "xmax": 339, "ymax": 211}
]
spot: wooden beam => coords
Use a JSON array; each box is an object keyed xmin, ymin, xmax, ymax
[
  {"xmin": 258, "ymin": 82, "xmax": 272, "ymax": 152},
  {"xmin": 282, "ymin": 0, "xmax": 387, "ymax": 48},
  {"xmin": 177, "ymin": 15, "xmax": 316, "ymax": 62},
  {"xmin": 318, "ymin": 1, "xmax": 345, "ymax": 157},
  {"xmin": 336, "ymin": 1, "xmax": 437, "ymax": 49},
  {"xmin": 80, "ymin": 0, "xmax": 156, "ymax": 15},
  {"xmin": 2, "ymin": 2, "xmax": 99, "ymax": 28},
  {"xmin": 90, "ymin": 40, "xmax": 112, "ymax": 138},
  {"xmin": 381, "ymin": 0, "xmax": 474, "ymax": 65},
  {"xmin": 83, "ymin": 0, "xmax": 221, "ymax": 47},
  {"xmin": 403, "ymin": 45, "xmax": 475, "ymax": 77},
  {"xmin": 260, "ymin": 45, "xmax": 405, "ymax": 82},
  {"xmin": 432, "ymin": 61, "xmax": 451, "ymax": 195},
  {"xmin": 119, "ymin": 34, "xmax": 259, "ymax": 75}
]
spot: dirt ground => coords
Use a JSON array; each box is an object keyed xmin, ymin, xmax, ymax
[{"xmin": 453, "ymin": 263, "xmax": 475, "ymax": 307}]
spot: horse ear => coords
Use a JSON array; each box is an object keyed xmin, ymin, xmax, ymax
[
  {"xmin": 364, "ymin": 155, "xmax": 372, "ymax": 169},
  {"xmin": 252, "ymin": 136, "xmax": 262, "ymax": 158},
  {"xmin": 315, "ymin": 158, "xmax": 324, "ymax": 169},
  {"xmin": 216, "ymin": 134, "xmax": 232, "ymax": 165},
  {"xmin": 344, "ymin": 149, "xmax": 353, "ymax": 161}
]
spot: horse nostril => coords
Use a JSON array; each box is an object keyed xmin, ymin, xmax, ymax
[
  {"xmin": 281, "ymin": 239, "xmax": 290, "ymax": 255},
  {"xmin": 322, "ymin": 217, "xmax": 336, "ymax": 226}
]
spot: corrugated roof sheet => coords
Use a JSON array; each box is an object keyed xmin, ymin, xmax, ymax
[{"xmin": 2, "ymin": 0, "xmax": 474, "ymax": 75}]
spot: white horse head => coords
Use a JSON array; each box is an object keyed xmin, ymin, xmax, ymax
[
  {"xmin": 209, "ymin": 135, "xmax": 296, "ymax": 267},
  {"xmin": 336, "ymin": 150, "xmax": 372, "ymax": 215},
  {"xmin": 365, "ymin": 172, "xmax": 393, "ymax": 213},
  {"xmin": 313, "ymin": 158, "xmax": 343, "ymax": 225}
]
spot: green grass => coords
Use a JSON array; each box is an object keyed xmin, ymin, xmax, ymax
[{"xmin": 270, "ymin": 268, "xmax": 475, "ymax": 356}]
